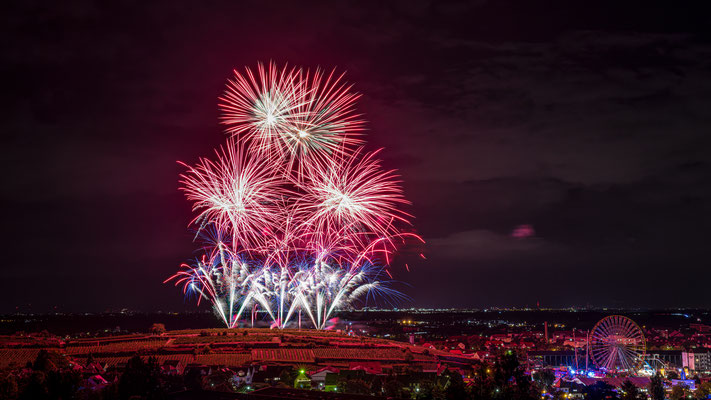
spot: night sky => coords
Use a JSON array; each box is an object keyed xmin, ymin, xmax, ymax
[{"xmin": 2, "ymin": 1, "xmax": 711, "ymax": 313}]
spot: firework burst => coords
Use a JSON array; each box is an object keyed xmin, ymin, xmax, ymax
[
  {"xmin": 295, "ymin": 148, "xmax": 411, "ymax": 246},
  {"xmin": 179, "ymin": 139, "xmax": 284, "ymax": 249},
  {"xmin": 219, "ymin": 63, "xmax": 302, "ymax": 148},
  {"xmin": 282, "ymin": 68, "xmax": 364, "ymax": 176},
  {"xmin": 168, "ymin": 63, "xmax": 421, "ymax": 329},
  {"xmin": 220, "ymin": 62, "xmax": 364, "ymax": 178}
]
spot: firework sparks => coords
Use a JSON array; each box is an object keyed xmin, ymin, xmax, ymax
[
  {"xmin": 169, "ymin": 63, "xmax": 420, "ymax": 329},
  {"xmin": 219, "ymin": 63, "xmax": 302, "ymax": 150},
  {"xmin": 296, "ymin": 148, "xmax": 411, "ymax": 246},
  {"xmin": 220, "ymin": 62, "xmax": 364, "ymax": 177},
  {"xmin": 282, "ymin": 68, "xmax": 364, "ymax": 176},
  {"xmin": 179, "ymin": 139, "xmax": 284, "ymax": 249}
]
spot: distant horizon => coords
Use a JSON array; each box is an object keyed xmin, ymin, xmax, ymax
[
  {"xmin": 3, "ymin": 307, "xmax": 707, "ymax": 339},
  {"xmin": 3, "ymin": 305, "xmax": 710, "ymax": 316}
]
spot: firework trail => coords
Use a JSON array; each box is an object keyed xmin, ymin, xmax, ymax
[
  {"xmin": 167, "ymin": 62, "xmax": 421, "ymax": 329},
  {"xmin": 289, "ymin": 261, "xmax": 407, "ymax": 329}
]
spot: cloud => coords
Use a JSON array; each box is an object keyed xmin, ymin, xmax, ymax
[
  {"xmin": 362, "ymin": 30, "xmax": 711, "ymax": 188},
  {"xmin": 428, "ymin": 229, "xmax": 559, "ymax": 261}
]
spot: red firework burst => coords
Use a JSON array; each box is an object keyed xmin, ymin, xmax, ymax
[
  {"xmin": 219, "ymin": 62, "xmax": 364, "ymax": 177},
  {"xmin": 294, "ymin": 148, "xmax": 412, "ymax": 247},
  {"xmin": 179, "ymin": 139, "xmax": 285, "ymax": 249}
]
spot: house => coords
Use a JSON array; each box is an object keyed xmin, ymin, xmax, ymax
[
  {"xmin": 183, "ymin": 363, "xmax": 212, "ymax": 378},
  {"xmin": 84, "ymin": 374, "xmax": 110, "ymax": 391},
  {"xmin": 251, "ymin": 365, "xmax": 289, "ymax": 385},
  {"xmin": 485, "ymin": 340, "xmax": 505, "ymax": 348},
  {"xmin": 691, "ymin": 324, "xmax": 711, "ymax": 333},
  {"xmin": 349, "ymin": 361, "xmax": 382, "ymax": 375},
  {"xmin": 310, "ymin": 366, "xmax": 340, "ymax": 384},
  {"xmin": 490, "ymin": 334, "xmax": 512, "ymax": 343},
  {"xmin": 84, "ymin": 361, "xmax": 106, "ymax": 376},
  {"xmin": 230, "ymin": 367, "xmax": 254, "ymax": 386},
  {"xmin": 161, "ymin": 359, "xmax": 185, "ymax": 375},
  {"xmin": 471, "ymin": 351, "xmax": 491, "ymax": 361},
  {"xmin": 420, "ymin": 362, "xmax": 439, "ymax": 373},
  {"xmin": 324, "ymin": 372, "xmax": 340, "ymax": 391}
]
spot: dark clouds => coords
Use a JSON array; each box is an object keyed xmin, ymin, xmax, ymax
[{"xmin": 1, "ymin": 0, "xmax": 710, "ymax": 312}]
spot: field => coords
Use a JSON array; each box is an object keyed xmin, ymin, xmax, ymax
[{"xmin": 0, "ymin": 328, "xmax": 468, "ymax": 372}]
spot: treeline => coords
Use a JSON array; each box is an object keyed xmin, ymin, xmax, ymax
[{"xmin": 0, "ymin": 351, "xmax": 184, "ymax": 400}]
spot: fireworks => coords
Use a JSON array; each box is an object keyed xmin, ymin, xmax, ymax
[
  {"xmin": 179, "ymin": 140, "xmax": 284, "ymax": 249},
  {"xmin": 296, "ymin": 148, "xmax": 411, "ymax": 245},
  {"xmin": 219, "ymin": 64, "xmax": 363, "ymax": 177},
  {"xmin": 167, "ymin": 62, "xmax": 420, "ymax": 329}
]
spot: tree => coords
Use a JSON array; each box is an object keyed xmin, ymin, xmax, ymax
[
  {"xmin": 46, "ymin": 370, "xmax": 81, "ymax": 400},
  {"xmin": 0, "ymin": 374, "xmax": 19, "ymax": 400},
  {"xmin": 32, "ymin": 350, "xmax": 60, "ymax": 372},
  {"xmin": 370, "ymin": 376, "xmax": 383, "ymax": 395},
  {"xmin": 278, "ymin": 368, "xmax": 293, "ymax": 388},
  {"xmin": 620, "ymin": 379, "xmax": 641, "ymax": 400},
  {"xmin": 493, "ymin": 351, "xmax": 533, "ymax": 400},
  {"xmin": 119, "ymin": 356, "xmax": 147, "ymax": 398},
  {"xmin": 496, "ymin": 351, "xmax": 519, "ymax": 386},
  {"xmin": 338, "ymin": 379, "xmax": 370, "ymax": 395},
  {"xmin": 145, "ymin": 356, "xmax": 162, "ymax": 396},
  {"xmin": 101, "ymin": 383, "xmax": 120, "ymax": 400},
  {"xmin": 184, "ymin": 367, "xmax": 203, "ymax": 391},
  {"xmin": 384, "ymin": 378, "xmax": 403, "ymax": 398},
  {"xmin": 445, "ymin": 371, "xmax": 467, "ymax": 400},
  {"xmin": 670, "ymin": 384, "xmax": 688, "ymax": 400},
  {"xmin": 150, "ymin": 323, "xmax": 166, "ymax": 335},
  {"xmin": 649, "ymin": 372, "xmax": 665, "ymax": 400},
  {"xmin": 19, "ymin": 371, "xmax": 48, "ymax": 400},
  {"xmin": 694, "ymin": 382, "xmax": 711, "ymax": 399},
  {"xmin": 533, "ymin": 369, "xmax": 555, "ymax": 390},
  {"xmin": 468, "ymin": 364, "xmax": 493, "ymax": 400},
  {"xmin": 118, "ymin": 355, "xmax": 162, "ymax": 399},
  {"xmin": 414, "ymin": 379, "xmax": 439, "ymax": 400}
]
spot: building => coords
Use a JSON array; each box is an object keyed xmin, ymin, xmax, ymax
[
  {"xmin": 527, "ymin": 351, "xmax": 578, "ymax": 368},
  {"xmin": 646, "ymin": 350, "xmax": 683, "ymax": 368},
  {"xmin": 682, "ymin": 350, "xmax": 711, "ymax": 372}
]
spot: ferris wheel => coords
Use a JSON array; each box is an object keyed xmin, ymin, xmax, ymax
[{"xmin": 589, "ymin": 315, "xmax": 646, "ymax": 371}]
